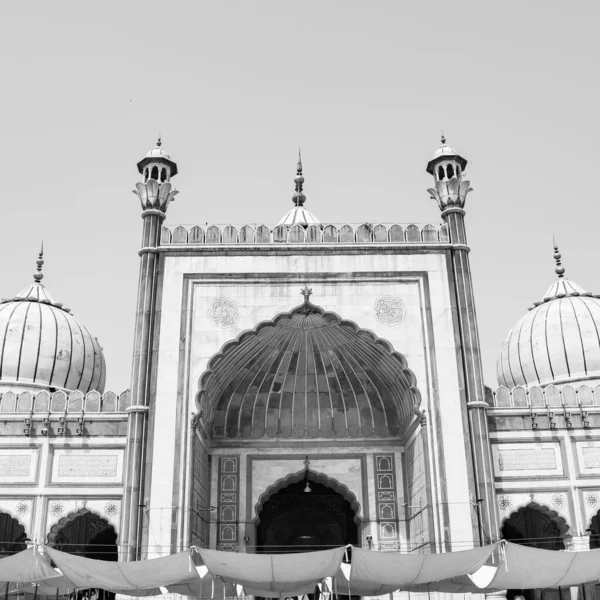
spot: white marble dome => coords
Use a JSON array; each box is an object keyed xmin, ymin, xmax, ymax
[
  {"xmin": 0, "ymin": 280, "xmax": 106, "ymax": 393},
  {"xmin": 497, "ymin": 276, "xmax": 600, "ymax": 388}
]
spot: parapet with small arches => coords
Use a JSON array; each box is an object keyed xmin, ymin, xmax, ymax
[
  {"xmin": 0, "ymin": 389, "xmax": 131, "ymax": 413},
  {"xmin": 159, "ymin": 222, "xmax": 451, "ymax": 246},
  {"xmin": 489, "ymin": 384, "xmax": 600, "ymax": 409}
]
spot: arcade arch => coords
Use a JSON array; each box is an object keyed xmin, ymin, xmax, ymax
[{"xmin": 0, "ymin": 511, "xmax": 27, "ymax": 557}]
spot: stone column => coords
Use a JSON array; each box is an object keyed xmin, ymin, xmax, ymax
[{"xmin": 119, "ymin": 178, "xmax": 178, "ymax": 560}]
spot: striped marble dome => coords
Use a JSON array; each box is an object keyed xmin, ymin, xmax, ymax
[
  {"xmin": 0, "ymin": 280, "xmax": 106, "ymax": 393},
  {"xmin": 199, "ymin": 301, "xmax": 421, "ymax": 440},
  {"xmin": 497, "ymin": 276, "xmax": 600, "ymax": 388}
]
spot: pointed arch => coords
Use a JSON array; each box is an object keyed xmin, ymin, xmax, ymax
[
  {"xmin": 195, "ymin": 300, "xmax": 422, "ymax": 440},
  {"xmin": 0, "ymin": 511, "xmax": 28, "ymax": 557},
  {"xmin": 501, "ymin": 502, "xmax": 569, "ymax": 549},
  {"xmin": 253, "ymin": 469, "xmax": 362, "ymax": 524},
  {"xmin": 47, "ymin": 508, "xmax": 117, "ymax": 561}
]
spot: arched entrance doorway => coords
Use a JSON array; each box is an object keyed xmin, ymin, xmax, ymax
[
  {"xmin": 0, "ymin": 512, "xmax": 27, "ymax": 557},
  {"xmin": 256, "ymin": 478, "xmax": 359, "ymax": 554},
  {"xmin": 501, "ymin": 503, "xmax": 568, "ymax": 600},
  {"xmin": 48, "ymin": 509, "xmax": 118, "ymax": 600}
]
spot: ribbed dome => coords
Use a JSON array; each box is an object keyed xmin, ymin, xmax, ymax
[
  {"xmin": 145, "ymin": 147, "xmax": 171, "ymax": 159},
  {"xmin": 199, "ymin": 301, "xmax": 421, "ymax": 440},
  {"xmin": 497, "ymin": 276, "xmax": 600, "ymax": 388},
  {"xmin": 277, "ymin": 206, "xmax": 320, "ymax": 227},
  {"xmin": 0, "ymin": 281, "xmax": 106, "ymax": 393}
]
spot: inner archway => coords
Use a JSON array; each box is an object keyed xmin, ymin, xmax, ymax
[
  {"xmin": 0, "ymin": 512, "xmax": 27, "ymax": 557},
  {"xmin": 48, "ymin": 509, "xmax": 118, "ymax": 600},
  {"xmin": 256, "ymin": 478, "xmax": 358, "ymax": 554},
  {"xmin": 501, "ymin": 503, "xmax": 567, "ymax": 600}
]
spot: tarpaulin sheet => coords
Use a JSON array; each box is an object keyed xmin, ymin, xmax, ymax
[
  {"xmin": 489, "ymin": 542, "xmax": 600, "ymax": 589},
  {"xmin": 168, "ymin": 572, "xmax": 237, "ymax": 599},
  {"xmin": 45, "ymin": 547, "xmax": 199, "ymax": 595},
  {"xmin": 346, "ymin": 543, "xmax": 499, "ymax": 595},
  {"xmin": 198, "ymin": 547, "xmax": 345, "ymax": 598},
  {"xmin": 0, "ymin": 548, "xmax": 58, "ymax": 583},
  {"xmin": 8, "ymin": 574, "xmax": 75, "ymax": 597}
]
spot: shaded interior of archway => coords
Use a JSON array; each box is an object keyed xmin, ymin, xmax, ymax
[
  {"xmin": 48, "ymin": 510, "xmax": 117, "ymax": 600},
  {"xmin": 0, "ymin": 512, "xmax": 27, "ymax": 557},
  {"xmin": 256, "ymin": 479, "xmax": 358, "ymax": 554},
  {"xmin": 501, "ymin": 504, "xmax": 567, "ymax": 600},
  {"xmin": 199, "ymin": 301, "xmax": 421, "ymax": 440}
]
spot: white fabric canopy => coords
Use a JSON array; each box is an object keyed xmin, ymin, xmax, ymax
[
  {"xmin": 345, "ymin": 543, "xmax": 499, "ymax": 595},
  {"xmin": 490, "ymin": 542, "xmax": 600, "ymax": 589},
  {"xmin": 45, "ymin": 547, "xmax": 200, "ymax": 595},
  {"xmin": 199, "ymin": 546, "xmax": 346, "ymax": 598},
  {"xmin": 0, "ymin": 548, "xmax": 58, "ymax": 583}
]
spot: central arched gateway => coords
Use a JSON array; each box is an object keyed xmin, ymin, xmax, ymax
[
  {"xmin": 256, "ymin": 478, "xmax": 358, "ymax": 554},
  {"xmin": 191, "ymin": 296, "xmax": 430, "ymax": 553}
]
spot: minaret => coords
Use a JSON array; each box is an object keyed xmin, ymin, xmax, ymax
[
  {"xmin": 426, "ymin": 138, "xmax": 499, "ymax": 545},
  {"xmin": 120, "ymin": 139, "xmax": 178, "ymax": 561}
]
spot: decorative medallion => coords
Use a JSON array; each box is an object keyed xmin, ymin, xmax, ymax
[
  {"xmin": 374, "ymin": 296, "xmax": 406, "ymax": 327},
  {"xmin": 16, "ymin": 502, "xmax": 29, "ymax": 516},
  {"xmin": 586, "ymin": 493, "xmax": 599, "ymax": 507},
  {"xmin": 50, "ymin": 502, "xmax": 64, "ymax": 517},
  {"xmin": 209, "ymin": 298, "xmax": 240, "ymax": 328},
  {"xmin": 498, "ymin": 496, "xmax": 512, "ymax": 511},
  {"xmin": 104, "ymin": 501, "xmax": 119, "ymax": 517},
  {"xmin": 551, "ymin": 494, "xmax": 566, "ymax": 509}
]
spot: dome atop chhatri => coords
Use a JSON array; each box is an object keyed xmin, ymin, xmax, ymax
[
  {"xmin": 0, "ymin": 248, "xmax": 106, "ymax": 393},
  {"xmin": 277, "ymin": 150, "xmax": 320, "ymax": 227},
  {"xmin": 497, "ymin": 246, "xmax": 600, "ymax": 388},
  {"xmin": 426, "ymin": 135, "xmax": 468, "ymax": 175}
]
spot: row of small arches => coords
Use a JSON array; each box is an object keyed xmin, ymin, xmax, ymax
[
  {"xmin": 490, "ymin": 384, "xmax": 600, "ymax": 408},
  {"xmin": 0, "ymin": 389, "xmax": 131, "ymax": 414},
  {"xmin": 161, "ymin": 223, "xmax": 450, "ymax": 245},
  {"xmin": 437, "ymin": 163, "xmax": 461, "ymax": 181},
  {"xmin": 143, "ymin": 166, "xmax": 169, "ymax": 183}
]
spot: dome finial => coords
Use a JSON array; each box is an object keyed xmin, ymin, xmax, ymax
[
  {"xmin": 441, "ymin": 131, "xmax": 446, "ymax": 145},
  {"xmin": 553, "ymin": 236, "xmax": 566, "ymax": 278},
  {"xmin": 33, "ymin": 242, "xmax": 44, "ymax": 283},
  {"xmin": 156, "ymin": 134, "xmax": 162, "ymax": 147},
  {"xmin": 292, "ymin": 148, "xmax": 306, "ymax": 206}
]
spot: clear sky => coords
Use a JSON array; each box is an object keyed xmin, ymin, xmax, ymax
[{"xmin": 0, "ymin": 0, "xmax": 598, "ymax": 393}]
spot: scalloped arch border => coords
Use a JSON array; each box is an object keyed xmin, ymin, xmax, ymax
[
  {"xmin": 195, "ymin": 300, "xmax": 422, "ymax": 431},
  {"xmin": 253, "ymin": 468, "xmax": 363, "ymax": 525},
  {"xmin": 46, "ymin": 508, "xmax": 117, "ymax": 545},
  {"xmin": 501, "ymin": 501, "xmax": 570, "ymax": 540}
]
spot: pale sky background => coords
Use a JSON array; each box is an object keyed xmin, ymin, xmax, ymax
[{"xmin": 0, "ymin": 1, "xmax": 598, "ymax": 393}]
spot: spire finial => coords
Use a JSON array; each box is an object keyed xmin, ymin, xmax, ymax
[
  {"xmin": 553, "ymin": 237, "xmax": 565, "ymax": 278},
  {"xmin": 301, "ymin": 285, "xmax": 312, "ymax": 304},
  {"xmin": 33, "ymin": 242, "xmax": 44, "ymax": 283},
  {"xmin": 157, "ymin": 134, "xmax": 162, "ymax": 148},
  {"xmin": 441, "ymin": 131, "xmax": 446, "ymax": 145},
  {"xmin": 292, "ymin": 148, "xmax": 306, "ymax": 206}
]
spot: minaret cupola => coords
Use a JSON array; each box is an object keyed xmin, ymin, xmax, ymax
[
  {"xmin": 426, "ymin": 136, "xmax": 472, "ymax": 212},
  {"xmin": 136, "ymin": 136, "xmax": 178, "ymax": 183},
  {"xmin": 426, "ymin": 135, "xmax": 468, "ymax": 183}
]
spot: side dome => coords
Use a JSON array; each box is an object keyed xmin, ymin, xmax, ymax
[
  {"xmin": 0, "ymin": 261, "xmax": 106, "ymax": 393},
  {"xmin": 497, "ymin": 272, "xmax": 600, "ymax": 388}
]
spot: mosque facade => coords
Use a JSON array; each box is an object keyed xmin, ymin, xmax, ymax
[{"xmin": 1, "ymin": 138, "xmax": 600, "ymax": 595}]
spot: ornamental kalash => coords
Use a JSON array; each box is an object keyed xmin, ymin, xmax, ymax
[{"xmin": 2, "ymin": 137, "xmax": 600, "ymax": 600}]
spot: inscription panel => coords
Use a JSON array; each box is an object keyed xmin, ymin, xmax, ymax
[
  {"xmin": 51, "ymin": 448, "xmax": 124, "ymax": 484},
  {"xmin": 0, "ymin": 448, "xmax": 39, "ymax": 484},
  {"xmin": 576, "ymin": 442, "xmax": 600, "ymax": 476},
  {"xmin": 492, "ymin": 443, "xmax": 563, "ymax": 478}
]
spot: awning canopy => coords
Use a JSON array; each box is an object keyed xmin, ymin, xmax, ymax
[
  {"xmin": 198, "ymin": 547, "xmax": 346, "ymax": 598},
  {"xmin": 3, "ymin": 541, "xmax": 600, "ymax": 598}
]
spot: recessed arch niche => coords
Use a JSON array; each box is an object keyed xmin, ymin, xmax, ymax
[
  {"xmin": 196, "ymin": 299, "xmax": 421, "ymax": 440},
  {"xmin": 0, "ymin": 511, "xmax": 28, "ymax": 557}
]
